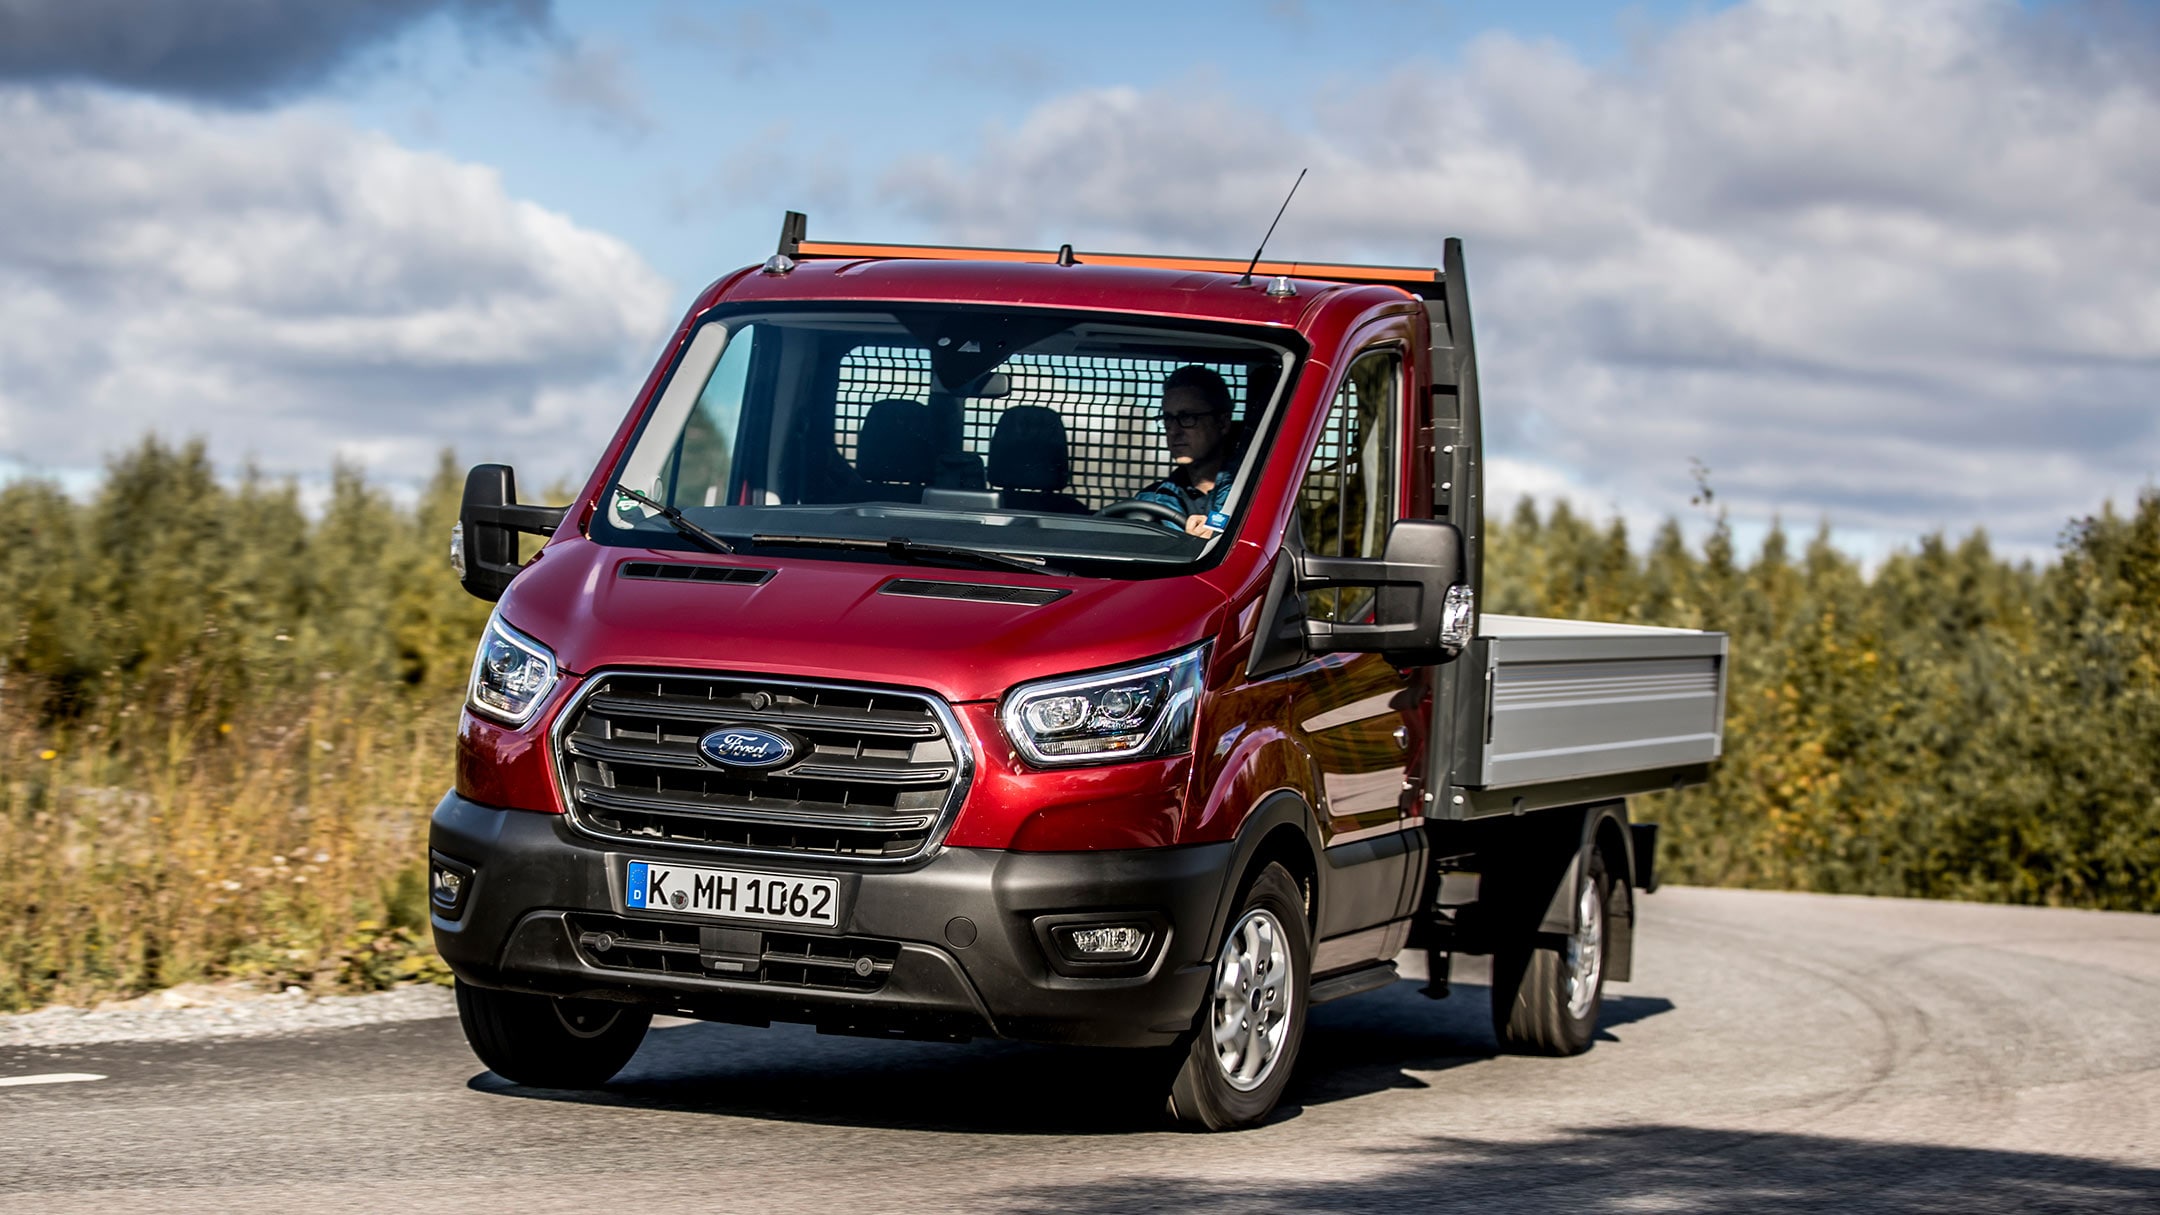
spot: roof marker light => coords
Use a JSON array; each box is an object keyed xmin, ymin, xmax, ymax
[{"xmin": 762, "ymin": 253, "xmax": 796, "ymax": 275}]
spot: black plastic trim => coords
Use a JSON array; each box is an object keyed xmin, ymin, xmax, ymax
[{"xmin": 429, "ymin": 792, "xmax": 1234, "ymax": 1048}]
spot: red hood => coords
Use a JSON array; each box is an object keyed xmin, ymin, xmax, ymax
[{"xmin": 494, "ymin": 537, "xmax": 1232, "ymax": 704}]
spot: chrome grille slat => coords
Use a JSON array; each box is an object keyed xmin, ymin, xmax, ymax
[
  {"xmin": 556, "ymin": 671, "xmax": 969, "ymax": 862},
  {"xmin": 580, "ymin": 786, "xmax": 939, "ymax": 832},
  {"xmin": 583, "ymin": 693, "xmax": 940, "ymax": 738},
  {"xmin": 563, "ymin": 735, "xmax": 709, "ymax": 770},
  {"xmin": 788, "ymin": 757, "xmax": 956, "ymax": 785}
]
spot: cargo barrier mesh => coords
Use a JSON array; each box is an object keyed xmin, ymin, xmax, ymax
[{"xmin": 833, "ymin": 346, "xmax": 1250, "ymax": 507}]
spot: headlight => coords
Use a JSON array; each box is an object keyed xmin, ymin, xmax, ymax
[
  {"xmin": 1002, "ymin": 645, "xmax": 1206, "ymax": 767},
  {"xmin": 466, "ymin": 614, "xmax": 559, "ymax": 726}
]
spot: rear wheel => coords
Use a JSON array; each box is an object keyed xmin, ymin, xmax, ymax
[
  {"xmin": 1491, "ymin": 848, "xmax": 1609, "ymax": 1056},
  {"xmin": 1166, "ymin": 863, "xmax": 1310, "ymax": 1130},
  {"xmin": 455, "ymin": 980, "xmax": 652, "ymax": 1087}
]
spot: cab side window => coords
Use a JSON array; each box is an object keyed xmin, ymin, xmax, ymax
[
  {"xmin": 660, "ymin": 324, "xmax": 756, "ymax": 508},
  {"xmin": 1298, "ymin": 347, "xmax": 1400, "ymax": 622}
]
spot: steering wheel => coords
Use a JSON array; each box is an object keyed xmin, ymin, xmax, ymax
[{"xmin": 1094, "ymin": 498, "xmax": 1187, "ymax": 525}]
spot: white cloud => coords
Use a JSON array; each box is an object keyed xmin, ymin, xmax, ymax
[
  {"xmin": 0, "ymin": 85, "xmax": 674, "ymax": 489},
  {"xmin": 878, "ymin": 0, "xmax": 2160, "ymax": 554}
]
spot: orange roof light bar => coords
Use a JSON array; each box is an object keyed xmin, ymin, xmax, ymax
[{"xmin": 792, "ymin": 239, "xmax": 1442, "ymax": 293}]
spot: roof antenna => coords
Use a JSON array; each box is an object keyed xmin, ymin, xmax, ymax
[{"xmin": 1237, "ymin": 168, "xmax": 1307, "ymax": 287}]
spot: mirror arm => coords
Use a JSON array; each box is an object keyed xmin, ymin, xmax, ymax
[
  {"xmin": 1295, "ymin": 554, "xmax": 1430, "ymax": 591},
  {"xmin": 469, "ymin": 502, "xmax": 570, "ymax": 536},
  {"xmin": 1303, "ymin": 618, "xmax": 1430, "ymax": 647}
]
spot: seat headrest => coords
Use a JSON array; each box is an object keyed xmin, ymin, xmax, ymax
[
  {"xmin": 855, "ymin": 399, "xmax": 935, "ymax": 484},
  {"xmin": 987, "ymin": 405, "xmax": 1070, "ymax": 492}
]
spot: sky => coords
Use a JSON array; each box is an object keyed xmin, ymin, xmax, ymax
[{"xmin": 0, "ymin": 0, "xmax": 2155, "ymax": 563}]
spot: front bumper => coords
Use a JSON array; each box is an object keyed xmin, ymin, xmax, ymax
[{"xmin": 428, "ymin": 792, "xmax": 1230, "ymax": 1047}]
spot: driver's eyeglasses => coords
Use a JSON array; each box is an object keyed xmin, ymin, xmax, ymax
[{"xmin": 1158, "ymin": 409, "xmax": 1223, "ymax": 430}]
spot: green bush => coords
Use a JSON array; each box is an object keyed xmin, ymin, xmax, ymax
[{"xmin": 1489, "ymin": 494, "xmax": 2160, "ymax": 909}]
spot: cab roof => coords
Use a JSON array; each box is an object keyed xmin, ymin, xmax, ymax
[
  {"xmin": 697, "ymin": 217, "xmax": 1442, "ymax": 332},
  {"xmin": 714, "ymin": 257, "xmax": 1425, "ymax": 328}
]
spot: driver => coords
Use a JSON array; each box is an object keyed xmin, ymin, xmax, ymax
[{"xmin": 1134, "ymin": 365, "xmax": 1242, "ymax": 538}]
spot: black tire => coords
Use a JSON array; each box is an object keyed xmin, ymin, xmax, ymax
[
  {"xmin": 1166, "ymin": 863, "xmax": 1311, "ymax": 1131},
  {"xmin": 455, "ymin": 980, "xmax": 652, "ymax": 1087},
  {"xmin": 1491, "ymin": 848, "xmax": 1610, "ymax": 1056}
]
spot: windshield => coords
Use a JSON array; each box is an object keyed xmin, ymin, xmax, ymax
[{"xmin": 594, "ymin": 305, "xmax": 1299, "ymax": 575}]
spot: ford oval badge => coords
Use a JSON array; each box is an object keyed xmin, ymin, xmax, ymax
[{"xmin": 697, "ymin": 726, "xmax": 797, "ymax": 770}]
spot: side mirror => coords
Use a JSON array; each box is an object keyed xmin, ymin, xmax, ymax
[
  {"xmin": 1296, "ymin": 519, "xmax": 1474, "ymax": 667},
  {"xmin": 455, "ymin": 464, "xmax": 570, "ymax": 602}
]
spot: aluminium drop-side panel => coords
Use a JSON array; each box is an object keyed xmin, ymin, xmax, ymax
[{"xmin": 1465, "ymin": 624, "xmax": 1728, "ymax": 790}]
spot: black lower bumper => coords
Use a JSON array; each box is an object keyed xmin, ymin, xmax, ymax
[{"xmin": 428, "ymin": 792, "xmax": 1231, "ymax": 1048}]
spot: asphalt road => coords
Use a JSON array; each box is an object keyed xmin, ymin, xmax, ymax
[{"xmin": 4, "ymin": 886, "xmax": 2159, "ymax": 1213}]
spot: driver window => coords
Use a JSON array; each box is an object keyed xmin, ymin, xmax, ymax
[{"xmin": 1298, "ymin": 347, "xmax": 1400, "ymax": 622}]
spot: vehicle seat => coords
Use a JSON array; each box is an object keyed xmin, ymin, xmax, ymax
[
  {"xmin": 932, "ymin": 450, "xmax": 988, "ymax": 491},
  {"xmin": 988, "ymin": 406, "xmax": 1090, "ymax": 514},
  {"xmin": 855, "ymin": 399, "xmax": 936, "ymax": 502}
]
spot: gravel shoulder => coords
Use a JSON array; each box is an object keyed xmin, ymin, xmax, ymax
[{"xmin": 0, "ymin": 982, "xmax": 454, "ymax": 1047}]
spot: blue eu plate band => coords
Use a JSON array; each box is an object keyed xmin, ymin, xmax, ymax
[{"xmin": 626, "ymin": 861, "xmax": 649, "ymax": 908}]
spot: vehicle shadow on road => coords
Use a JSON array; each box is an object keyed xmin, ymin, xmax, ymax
[
  {"xmin": 467, "ymin": 978, "xmax": 1675, "ymax": 1135},
  {"xmin": 1283, "ymin": 980, "xmax": 1675, "ymax": 1112},
  {"xmin": 998, "ymin": 1124, "xmax": 2160, "ymax": 1214}
]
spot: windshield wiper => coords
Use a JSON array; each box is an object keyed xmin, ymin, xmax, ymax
[
  {"xmin": 613, "ymin": 484, "xmax": 736, "ymax": 554},
  {"xmin": 751, "ymin": 533, "xmax": 1055, "ymax": 576}
]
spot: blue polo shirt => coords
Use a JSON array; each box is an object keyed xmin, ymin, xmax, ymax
[{"xmin": 1133, "ymin": 446, "xmax": 1245, "ymax": 533}]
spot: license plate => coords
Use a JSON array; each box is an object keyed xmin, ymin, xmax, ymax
[{"xmin": 624, "ymin": 860, "xmax": 838, "ymax": 928}]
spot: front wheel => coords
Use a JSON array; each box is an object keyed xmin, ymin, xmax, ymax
[
  {"xmin": 455, "ymin": 980, "xmax": 652, "ymax": 1087},
  {"xmin": 1166, "ymin": 863, "xmax": 1310, "ymax": 1130},
  {"xmin": 1491, "ymin": 848, "xmax": 1610, "ymax": 1056}
]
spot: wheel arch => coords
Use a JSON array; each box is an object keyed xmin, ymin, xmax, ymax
[
  {"xmin": 1197, "ymin": 790, "xmax": 1324, "ymax": 961},
  {"xmin": 1529, "ymin": 800, "xmax": 1631, "ymax": 913}
]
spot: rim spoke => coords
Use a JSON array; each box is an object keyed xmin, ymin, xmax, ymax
[
  {"xmin": 1216, "ymin": 959, "xmax": 1244, "ymax": 1000},
  {"xmin": 1214, "ymin": 1014, "xmax": 1245, "ymax": 1047},
  {"xmin": 1564, "ymin": 878, "xmax": 1604, "ymax": 1019}
]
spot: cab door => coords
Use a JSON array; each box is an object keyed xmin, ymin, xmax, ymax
[{"xmin": 1284, "ymin": 332, "xmax": 1428, "ymax": 971}]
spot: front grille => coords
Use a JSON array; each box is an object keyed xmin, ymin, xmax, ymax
[
  {"xmin": 556, "ymin": 672, "xmax": 967, "ymax": 862},
  {"xmin": 569, "ymin": 914, "xmax": 900, "ymax": 992}
]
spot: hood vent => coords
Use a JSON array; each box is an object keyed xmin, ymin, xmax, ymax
[
  {"xmin": 880, "ymin": 578, "xmax": 1068, "ymax": 606},
  {"xmin": 620, "ymin": 562, "xmax": 774, "ymax": 586}
]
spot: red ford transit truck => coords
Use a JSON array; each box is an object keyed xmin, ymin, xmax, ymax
[{"xmin": 433, "ymin": 215, "xmax": 1728, "ymax": 1129}]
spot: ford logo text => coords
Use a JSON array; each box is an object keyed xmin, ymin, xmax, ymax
[{"xmin": 697, "ymin": 727, "xmax": 798, "ymax": 770}]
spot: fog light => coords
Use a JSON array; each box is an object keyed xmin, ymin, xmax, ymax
[
  {"xmin": 1051, "ymin": 922, "xmax": 1150, "ymax": 962},
  {"xmin": 1070, "ymin": 926, "xmax": 1144, "ymax": 955},
  {"xmin": 429, "ymin": 853, "xmax": 475, "ymax": 919}
]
